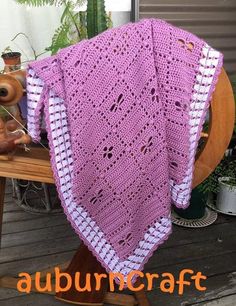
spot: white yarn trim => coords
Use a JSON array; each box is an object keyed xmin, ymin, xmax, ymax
[
  {"xmin": 170, "ymin": 43, "xmax": 221, "ymax": 207},
  {"xmin": 27, "ymin": 74, "xmax": 44, "ymax": 141}
]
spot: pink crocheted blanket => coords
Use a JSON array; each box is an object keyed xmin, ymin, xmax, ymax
[{"xmin": 26, "ymin": 19, "xmax": 223, "ymax": 283}]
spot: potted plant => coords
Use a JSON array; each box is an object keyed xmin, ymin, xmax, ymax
[
  {"xmin": 1, "ymin": 47, "xmax": 21, "ymax": 72},
  {"xmin": 174, "ymin": 186, "xmax": 208, "ymax": 220},
  {"xmin": 15, "ymin": 0, "xmax": 112, "ymax": 55},
  {"xmin": 200, "ymin": 157, "xmax": 236, "ymax": 215},
  {"xmin": 216, "ymin": 176, "xmax": 236, "ymax": 214}
]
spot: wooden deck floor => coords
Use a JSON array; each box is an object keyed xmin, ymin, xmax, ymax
[{"xmin": 0, "ymin": 181, "xmax": 236, "ymax": 306}]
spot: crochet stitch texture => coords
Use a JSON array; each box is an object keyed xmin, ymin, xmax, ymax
[{"xmin": 26, "ymin": 18, "xmax": 223, "ymax": 283}]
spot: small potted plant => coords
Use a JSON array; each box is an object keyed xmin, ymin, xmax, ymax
[
  {"xmin": 1, "ymin": 47, "xmax": 21, "ymax": 72},
  {"xmin": 200, "ymin": 157, "xmax": 236, "ymax": 215},
  {"xmin": 216, "ymin": 176, "xmax": 236, "ymax": 214}
]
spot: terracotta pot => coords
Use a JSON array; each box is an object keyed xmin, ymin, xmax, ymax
[
  {"xmin": 1, "ymin": 52, "xmax": 21, "ymax": 72},
  {"xmin": 1, "ymin": 52, "xmax": 21, "ymax": 65}
]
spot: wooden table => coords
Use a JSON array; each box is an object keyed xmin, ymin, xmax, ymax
[{"xmin": 0, "ymin": 147, "xmax": 53, "ymax": 246}]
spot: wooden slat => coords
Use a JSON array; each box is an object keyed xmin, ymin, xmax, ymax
[
  {"xmin": 0, "ymin": 170, "xmax": 54, "ymax": 184},
  {"xmin": 140, "ymin": 12, "xmax": 236, "ymax": 24},
  {"xmin": 146, "ymin": 272, "xmax": 236, "ymax": 306},
  {"xmin": 1, "ymin": 223, "xmax": 74, "ymax": 248},
  {"xmin": 3, "ymin": 201, "xmax": 27, "ymax": 213},
  {"xmin": 146, "ymin": 235, "xmax": 236, "ymax": 269},
  {"xmin": 0, "ymin": 236, "xmax": 80, "ymax": 263},
  {"xmin": 0, "ymin": 147, "xmax": 54, "ymax": 183},
  {"xmin": 0, "ymin": 147, "xmax": 51, "ymax": 165},
  {"xmin": 167, "ymin": 221, "xmax": 236, "ymax": 248},
  {"xmin": 0, "ymin": 293, "xmax": 70, "ymax": 306},
  {"xmin": 207, "ymin": 38, "xmax": 236, "ymax": 50},
  {"xmin": 0, "ymin": 163, "xmax": 52, "ymax": 178},
  {"xmin": 0, "ymin": 291, "xmax": 137, "ymax": 306},
  {"xmin": 2, "ymin": 214, "xmax": 68, "ymax": 235},
  {"xmin": 140, "ymin": 0, "xmax": 236, "ymax": 6},
  {"xmin": 190, "ymin": 295, "xmax": 236, "ymax": 306},
  {"xmin": 0, "ymin": 250, "xmax": 75, "ymax": 279},
  {"xmin": 146, "ymin": 251, "xmax": 236, "ymax": 279},
  {"xmin": 138, "ymin": 0, "xmax": 236, "ymax": 75},
  {"xmin": 181, "ymin": 25, "xmax": 236, "ymax": 38},
  {"xmin": 140, "ymin": 3, "xmax": 236, "ymax": 12},
  {"xmin": 3, "ymin": 211, "xmax": 46, "ymax": 224}
]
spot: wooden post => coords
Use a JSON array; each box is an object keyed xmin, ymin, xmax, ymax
[
  {"xmin": 0, "ymin": 176, "xmax": 6, "ymax": 248},
  {"xmin": 56, "ymin": 244, "xmax": 150, "ymax": 306},
  {"xmin": 56, "ymin": 243, "xmax": 109, "ymax": 305},
  {"xmin": 134, "ymin": 279, "xmax": 150, "ymax": 306}
]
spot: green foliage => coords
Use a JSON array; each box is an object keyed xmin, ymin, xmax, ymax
[
  {"xmin": 45, "ymin": 1, "xmax": 80, "ymax": 54},
  {"xmin": 199, "ymin": 157, "xmax": 236, "ymax": 194},
  {"xmin": 15, "ymin": 0, "xmax": 63, "ymax": 6},
  {"xmin": 46, "ymin": 22, "xmax": 71, "ymax": 54},
  {"xmin": 15, "ymin": 0, "xmax": 111, "ymax": 55},
  {"xmin": 77, "ymin": 11, "xmax": 88, "ymax": 39},
  {"xmin": 87, "ymin": 0, "xmax": 108, "ymax": 39},
  {"xmin": 106, "ymin": 12, "xmax": 113, "ymax": 30}
]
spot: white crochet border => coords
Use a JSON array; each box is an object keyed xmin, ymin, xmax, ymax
[
  {"xmin": 170, "ymin": 44, "xmax": 221, "ymax": 208},
  {"xmin": 27, "ymin": 43, "xmax": 220, "ymax": 281}
]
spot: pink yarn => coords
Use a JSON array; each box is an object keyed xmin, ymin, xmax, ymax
[{"xmin": 26, "ymin": 19, "xmax": 223, "ymax": 283}]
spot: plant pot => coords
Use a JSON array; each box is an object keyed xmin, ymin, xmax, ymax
[
  {"xmin": 216, "ymin": 177, "xmax": 236, "ymax": 215},
  {"xmin": 174, "ymin": 187, "xmax": 208, "ymax": 219},
  {"xmin": 1, "ymin": 52, "xmax": 21, "ymax": 72},
  {"xmin": 1, "ymin": 52, "xmax": 21, "ymax": 65}
]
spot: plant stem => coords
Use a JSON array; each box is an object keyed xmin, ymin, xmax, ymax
[
  {"xmin": 11, "ymin": 32, "xmax": 36, "ymax": 60},
  {"xmin": 62, "ymin": 0, "xmax": 80, "ymax": 39}
]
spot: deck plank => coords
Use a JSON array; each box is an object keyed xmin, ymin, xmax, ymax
[
  {"xmin": 0, "ymin": 235, "xmax": 80, "ymax": 263},
  {"xmin": 190, "ymin": 294, "xmax": 236, "ymax": 305},
  {"xmin": 1, "ymin": 223, "xmax": 74, "ymax": 248},
  {"xmin": 0, "ymin": 250, "xmax": 75, "ymax": 277},
  {"xmin": 146, "ymin": 272, "xmax": 236, "ymax": 306},
  {"xmin": 2, "ymin": 214, "xmax": 68, "ymax": 235},
  {"xmin": 0, "ymin": 293, "xmax": 71, "ymax": 306},
  {"xmin": 0, "ymin": 183, "xmax": 236, "ymax": 305}
]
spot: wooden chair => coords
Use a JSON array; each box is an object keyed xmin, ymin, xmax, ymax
[{"xmin": 0, "ymin": 68, "xmax": 235, "ymax": 306}]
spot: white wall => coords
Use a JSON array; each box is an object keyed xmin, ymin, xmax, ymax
[
  {"xmin": 76, "ymin": 0, "xmax": 131, "ymax": 11},
  {"xmin": 0, "ymin": 0, "xmax": 63, "ymax": 69},
  {"xmin": 0, "ymin": 0, "xmax": 131, "ymax": 70}
]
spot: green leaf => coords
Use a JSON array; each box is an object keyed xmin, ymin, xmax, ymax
[
  {"xmin": 14, "ymin": 0, "xmax": 63, "ymax": 6},
  {"xmin": 46, "ymin": 22, "xmax": 71, "ymax": 54},
  {"xmin": 61, "ymin": 1, "xmax": 72, "ymax": 23},
  {"xmin": 198, "ymin": 157, "xmax": 236, "ymax": 194},
  {"xmin": 15, "ymin": 0, "xmax": 86, "ymax": 7}
]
